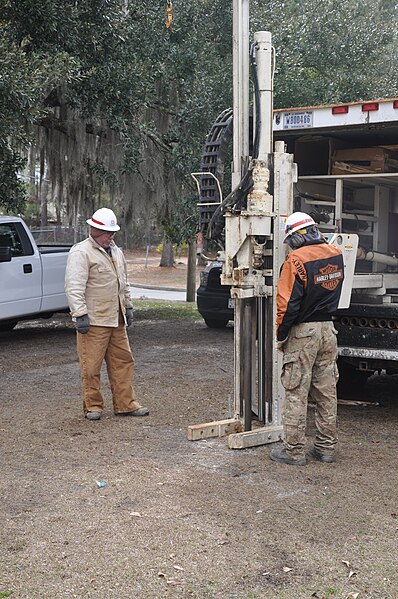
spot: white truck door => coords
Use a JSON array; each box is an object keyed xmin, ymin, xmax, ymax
[
  {"xmin": 0, "ymin": 221, "xmax": 42, "ymax": 319},
  {"xmin": 40, "ymin": 249, "xmax": 69, "ymax": 311}
]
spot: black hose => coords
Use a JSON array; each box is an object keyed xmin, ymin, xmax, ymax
[
  {"xmin": 207, "ymin": 158, "xmax": 254, "ymax": 239},
  {"xmin": 250, "ymin": 42, "xmax": 261, "ymax": 160}
]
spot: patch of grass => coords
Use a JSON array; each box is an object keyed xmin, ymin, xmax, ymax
[
  {"xmin": 0, "ymin": 592, "xmax": 13, "ymax": 598},
  {"xmin": 134, "ymin": 299, "xmax": 200, "ymax": 321}
]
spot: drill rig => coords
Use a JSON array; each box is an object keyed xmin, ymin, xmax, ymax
[
  {"xmin": 188, "ymin": 4, "xmax": 297, "ymax": 448},
  {"xmin": 189, "ymin": 2, "xmax": 375, "ymax": 448}
]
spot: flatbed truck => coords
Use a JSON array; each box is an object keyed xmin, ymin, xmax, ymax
[{"xmin": 198, "ymin": 97, "xmax": 398, "ymax": 384}]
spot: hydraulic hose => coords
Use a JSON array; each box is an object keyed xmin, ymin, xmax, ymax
[
  {"xmin": 357, "ymin": 247, "xmax": 398, "ymax": 268},
  {"xmin": 250, "ymin": 41, "xmax": 261, "ymax": 160}
]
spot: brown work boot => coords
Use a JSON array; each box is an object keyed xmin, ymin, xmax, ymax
[
  {"xmin": 308, "ymin": 445, "xmax": 334, "ymax": 463},
  {"xmin": 270, "ymin": 446, "xmax": 306, "ymax": 466},
  {"xmin": 116, "ymin": 407, "xmax": 149, "ymax": 417}
]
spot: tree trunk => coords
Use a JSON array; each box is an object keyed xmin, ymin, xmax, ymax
[
  {"xmin": 40, "ymin": 162, "xmax": 49, "ymax": 227},
  {"xmin": 159, "ymin": 240, "xmax": 174, "ymax": 267},
  {"xmin": 196, "ymin": 231, "xmax": 208, "ymax": 266}
]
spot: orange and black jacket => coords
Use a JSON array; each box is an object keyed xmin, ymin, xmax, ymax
[{"xmin": 276, "ymin": 240, "xmax": 344, "ymax": 341}]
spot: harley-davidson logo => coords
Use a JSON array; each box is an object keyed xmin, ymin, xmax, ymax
[{"xmin": 314, "ymin": 264, "xmax": 343, "ymax": 291}]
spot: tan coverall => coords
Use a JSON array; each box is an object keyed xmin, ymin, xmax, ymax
[{"xmin": 65, "ymin": 236, "xmax": 141, "ymax": 415}]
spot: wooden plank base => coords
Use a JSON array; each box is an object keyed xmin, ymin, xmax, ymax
[
  {"xmin": 187, "ymin": 418, "xmax": 244, "ymax": 441},
  {"xmin": 227, "ymin": 425, "xmax": 283, "ymax": 449}
]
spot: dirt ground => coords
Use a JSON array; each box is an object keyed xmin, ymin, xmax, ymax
[{"xmin": 1, "ymin": 255, "xmax": 398, "ymax": 599}]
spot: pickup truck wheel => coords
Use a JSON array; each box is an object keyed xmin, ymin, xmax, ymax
[
  {"xmin": 0, "ymin": 320, "xmax": 18, "ymax": 332},
  {"xmin": 204, "ymin": 318, "xmax": 229, "ymax": 329}
]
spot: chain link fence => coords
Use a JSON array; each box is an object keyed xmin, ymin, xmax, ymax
[{"xmin": 30, "ymin": 225, "xmax": 86, "ymax": 245}]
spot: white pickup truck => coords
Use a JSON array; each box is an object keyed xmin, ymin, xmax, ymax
[{"xmin": 0, "ymin": 216, "xmax": 71, "ymax": 331}]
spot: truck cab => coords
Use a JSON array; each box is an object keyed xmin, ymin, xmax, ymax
[{"xmin": 0, "ymin": 216, "xmax": 71, "ymax": 330}]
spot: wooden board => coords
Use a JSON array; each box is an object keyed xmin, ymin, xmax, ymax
[{"xmin": 187, "ymin": 418, "xmax": 244, "ymax": 441}]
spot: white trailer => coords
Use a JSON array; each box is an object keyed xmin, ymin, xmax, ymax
[{"xmin": 274, "ymin": 98, "xmax": 398, "ymax": 382}]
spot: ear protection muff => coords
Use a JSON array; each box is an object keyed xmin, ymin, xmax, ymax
[{"xmin": 287, "ymin": 232, "xmax": 305, "ymax": 249}]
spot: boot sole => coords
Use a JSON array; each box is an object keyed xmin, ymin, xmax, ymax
[
  {"xmin": 308, "ymin": 446, "xmax": 334, "ymax": 463},
  {"xmin": 115, "ymin": 410, "xmax": 149, "ymax": 417},
  {"xmin": 86, "ymin": 412, "xmax": 101, "ymax": 421},
  {"xmin": 270, "ymin": 452, "xmax": 306, "ymax": 466}
]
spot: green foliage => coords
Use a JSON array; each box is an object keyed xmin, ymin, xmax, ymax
[
  {"xmin": 0, "ymin": 3, "xmax": 80, "ymax": 212},
  {"xmin": 0, "ymin": 146, "xmax": 26, "ymax": 213},
  {"xmin": 253, "ymin": 0, "xmax": 398, "ymax": 107},
  {"xmin": 156, "ymin": 241, "xmax": 187, "ymax": 254},
  {"xmin": 0, "ymin": 0, "xmax": 397, "ymax": 222},
  {"xmin": 160, "ymin": 192, "xmax": 199, "ymax": 246}
]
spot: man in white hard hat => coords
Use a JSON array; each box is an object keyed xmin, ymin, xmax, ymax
[
  {"xmin": 270, "ymin": 212, "xmax": 344, "ymax": 465},
  {"xmin": 65, "ymin": 207, "xmax": 149, "ymax": 420}
]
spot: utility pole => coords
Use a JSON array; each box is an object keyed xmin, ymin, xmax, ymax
[{"xmin": 186, "ymin": 240, "xmax": 197, "ymax": 302}]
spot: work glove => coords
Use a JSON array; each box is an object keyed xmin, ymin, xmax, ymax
[
  {"xmin": 126, "ymin": 307, "xmax": 134, "ymax": 327},
  {"xmin": 76, "ymin": 314, "xmax": 90, "ymax": 334}
]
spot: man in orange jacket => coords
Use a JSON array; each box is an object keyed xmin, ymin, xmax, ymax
[{"xmin": 270, "ymin": 212, "xmax": 344, "ymax": 465}]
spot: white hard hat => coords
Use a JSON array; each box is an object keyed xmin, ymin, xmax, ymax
[
  {"xmin": 86, "ymin": 207, "xmax": 120, "ymax": 232},
  {"xmin": 284, "ymin": 212, "xmax": 316, "ymax": 241}
]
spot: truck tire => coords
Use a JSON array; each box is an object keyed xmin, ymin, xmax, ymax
[
  {"xmin": 0, "ymin": 320, "xmax": 18, "ymax": 332},
  {"xmin": 204, "ymin": 318, "xmax": 229, "ymax": 329},
  {"xmin": 337, "ymin": 359, "xmax": 371, "ymax": 396}
]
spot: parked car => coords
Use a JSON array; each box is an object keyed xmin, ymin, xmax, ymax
[
  {"xmin": 196, "ymin": 261, "xmax": 233, "ymax": 328},
  {"xmin": 0, "ymin": 216, "xmax": 71, "ymax": 331}
]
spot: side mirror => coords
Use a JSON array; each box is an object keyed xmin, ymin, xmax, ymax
[{"xmin": 0, "ymin": 247, "xmax": 12, "ymax": 262}]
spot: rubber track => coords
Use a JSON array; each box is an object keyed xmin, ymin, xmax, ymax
[{"xmin": 198, "ymin": 108, "xmax": 233, "ymax": 232}]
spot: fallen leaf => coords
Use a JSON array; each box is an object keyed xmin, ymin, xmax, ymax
[
  {"xmin": 346, "ymin": 593, "xmax": 359, "ymax": 598},
  {"xmin": 283, "ymin": 566, "xmax": 293, "ymax": 573},
  {"xmin": 173, "ymin": 565, "xmax": 184, "ymax": 571},
  {"xmin": 348, "ymin": 570, "xmax": 357, "ymax": 579},
  {"xmin": 262, "ymin": 572, "xmax": 270, "ymax": 576},
  {"xmin": 166, "ymin": 578, "xmax": 184, "ymax": 586},
  {"xmin": 158, "ymin": 571, "xmax": 184, "ymax": 586},
  {"xmin": 129, "ymin": 512, "xmax": 142, "ymax": 517},
  {"xmin": 342, "ymin": 560, "xmax": 351, "ymax": 568}
]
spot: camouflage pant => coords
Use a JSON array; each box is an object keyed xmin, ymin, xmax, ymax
[{"xmin": 281, "ymin": 321, "xmax": 339, "ymax": 458}]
